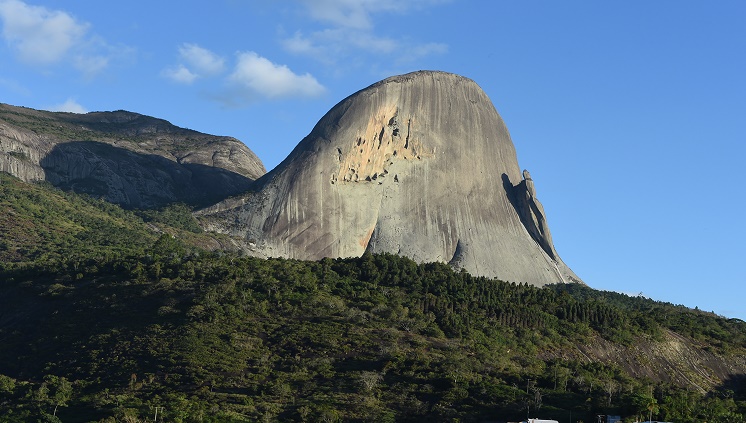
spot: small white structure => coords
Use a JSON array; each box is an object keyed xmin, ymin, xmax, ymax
[{"xmin": 525, "ymin": 419, "xmax": 559, "ymax": 423}]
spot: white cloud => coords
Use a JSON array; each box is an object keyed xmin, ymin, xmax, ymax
[
  {"xmin": 0, "ymin": 0, "xmax": 125, "ymax": 76},
  {"xmin": 48, "ymin": 98, "xmax": 87, "ymax": 114},
  {"xmin": 162, "ymin": 64, "xmax": 199, "ymax": 85},
  {"xmin": 163, "ymin": 43, "xmax": 225, "ymax": 84},
  {"xmin": 163, "ymin": 46, "xmax": 324, "ymax": 105},
  {"xmin": 0, "ymin": 0, "xmax": 87, "ymax": 64},
  {"xmin": 179, "ymin": 43, "xmax": 225, "ymax": 75},
  {"xmin": 229, "ymin": 51, "xmax": 325, "ymax": 99}
]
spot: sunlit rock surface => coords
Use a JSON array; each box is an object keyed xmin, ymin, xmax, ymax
[{"xmin": 199, "ymin": 71, "xmax": 581, "ymax": 285}]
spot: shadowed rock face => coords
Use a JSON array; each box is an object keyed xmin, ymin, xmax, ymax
[
  {"xmin": 0, "ymin": 104, "xmax": 266, "ymax": 208},
  {"xmin": 200, "ymin": 71, "xmax": 581, "ymax": 285}
]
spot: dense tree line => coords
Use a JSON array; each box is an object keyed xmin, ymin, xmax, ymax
[
  {"xmin": 1, "ymin": 245, "xmax": 744, "ymax": 422},
  {"xmin": 1, "ymin": 174, "xmax": 745, "ymax": 422}
]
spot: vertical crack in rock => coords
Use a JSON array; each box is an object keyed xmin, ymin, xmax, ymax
[{"xmin": 404, "ymin": 119, "xmax": 411, "ymax": 149}]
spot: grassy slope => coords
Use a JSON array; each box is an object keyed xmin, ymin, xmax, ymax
[{"xmin": 0, "ymin": 172, "xmax": 156, "ymax": 264}]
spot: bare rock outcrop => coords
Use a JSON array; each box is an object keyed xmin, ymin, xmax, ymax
[
  {"xmin": 199, "ymin": 71, "xmax": 581, "ymax": 285},
  {"xmin": 0, "ymin": 103, "xmax": 266, "ymax": 208},
  {"xmin": 0, "ymin": 123, "xmax": 49, "ymax": 181},
  {"xmin": 561, "ymin": 330, "xmax": 746, "ymax": 393},
  {"xmin": 513, "ymin": 169, "xmax": 558, "ymax": 262}
]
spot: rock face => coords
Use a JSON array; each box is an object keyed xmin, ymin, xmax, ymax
[
  {"xmin": 199, "ymin": 71, "xmax": 581, "ymax": 285},
  {"xmin": 0, "ymin": 103, "xmax": 265, "ymax": 208}
]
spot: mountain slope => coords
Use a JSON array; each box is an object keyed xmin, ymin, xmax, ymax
[
  {"xmin": 199, "ymin": 71, "xmax": 579, "ymax": 285},
  {"xmin": 0, "ymin": 103, "xmax": 266, "ymax": 208},
  {"xmin": 0, "ymin": 176, "xmax": 744, "ymax": 422},
  {"xmin": 0, "ymin": 172, "xmax": 156, "ymax": 263},
  {"xmin": 0, "ymin": 172, "xmax": 241, "ymax": 265},
  {"xmin": 1, "ymin": 251, "xmax": 744, "ymax": 422}
]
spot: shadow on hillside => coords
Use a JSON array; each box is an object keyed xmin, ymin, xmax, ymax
[
  {"xmin": 719, "ymin": 373, "xmax": 746, "ymax": 400},
  {"xmin": 501, "ymin": 172, "xmax": 556, "ymax": 260},
  {"xmin": 41, "ymin": 141, "xmax": 255, "ymax": 209},
  {"xmin": 501, "ymin": 173, "xmax": 519, "ymax": 213}
]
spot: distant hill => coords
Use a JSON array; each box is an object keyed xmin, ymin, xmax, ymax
[
  {"xmin": 0, "ymin": 103, "xmax": 266, "ymax": 209},
  {"xmin": 0, "ymin": 173, "xmax": 744, "ymax": 422}
]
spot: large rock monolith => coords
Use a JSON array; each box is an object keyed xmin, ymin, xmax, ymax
[{"xmin": 199, "ymin": 71, "xmax": 581, "ymax": 285}]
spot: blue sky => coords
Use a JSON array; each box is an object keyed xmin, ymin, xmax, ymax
[{"xmin": 1, "ymin": 0, "xmax": 745, "ymax": 320}]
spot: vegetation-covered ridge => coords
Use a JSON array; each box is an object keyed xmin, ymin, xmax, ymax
[
  {"xmin": 0, "ymin": 103, "xmax": 229, "ymax": 149},
  {"xmin": 1, "ymin": 173, "xmax": 745, "ymax": 422},
  {"xmin": 0, "ymin": 172, "xmax": 233, "ymax": 266},
  {"xmin": 1, "ymin": 248, "xmax": 745, "ymax": 422}
]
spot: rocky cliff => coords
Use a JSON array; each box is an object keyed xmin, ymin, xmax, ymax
[
  {"xmin": 199, "ymin": 71, "xmax": 581, "ymax": 285},
  {"xmin": 0, "ymin": 103, "xmax": 265, "ymax": 208}
]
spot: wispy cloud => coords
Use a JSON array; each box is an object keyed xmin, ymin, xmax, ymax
[
  {"xmin": 73, "ymin": 52, "xmax": 109, "ymax": 78},
  {"xmin": 180, "ymin": 43, "xmax": 225, "ymax": 75},
  {"xmin": 284, "ymin": 0, "xmax": 449, "ymax": 68},
  {"xmin": 0, "ymin": 0, "xmax": 128, "ymax": 76},
  {"xmin": 162, "ymin": 64, "xmax": 199, "ymax": 85},
  {"xmin": 300, "ymin": 0, "xmax": 378, "ymax": 30},
  {"xmin": 300, "ymin": 0, "xmax": 445, "ymax": 30},
  {"xmin": 48, "ymin": 98, "xmax": 87, "ymax": 113},
  {"xmin": 228, "ymin": 51, "xmax": 325, "ymax": 100},
  {"xmin": 162, "ymin": 43, "xmax": 226, "ymax": 85},
  {"xmin": 283, "ymin": 31, "xmax": 325, "ymax": 57},
  {"xmin": 0, "ymin": 0, "xmax": 86, "ymax": 65}
]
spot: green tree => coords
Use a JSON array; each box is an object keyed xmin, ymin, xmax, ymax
[
  {"xmin": 0, "ymin": 374, "xmax": 16, "ymax": 394},
  {"xmin": 646, "ymin": 396, "xmax": 659, "ymax": 423},
  {"xmin": 42, "ymin": 375, "xmax": 73, "ymax": 417},
  {"xmin": 630, "ymin": 392, "xmax": 657, "ymax": 423}
]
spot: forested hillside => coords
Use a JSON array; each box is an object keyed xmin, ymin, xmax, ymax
[{"xmin": 1, "ymin": 173, "xmax": 745, "ymax": 422}]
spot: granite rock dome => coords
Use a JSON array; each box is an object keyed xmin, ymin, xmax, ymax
[{"xmin": 199, "ymin": 71, "xmax": 581, "ymax": 285}]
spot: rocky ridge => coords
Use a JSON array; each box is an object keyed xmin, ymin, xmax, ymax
[{"xmin": 0, "ymin": 103, "xmax": 266, "ymax": 208}]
